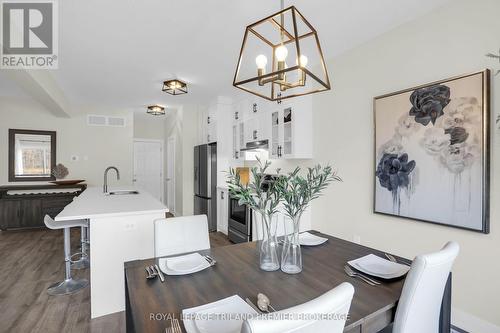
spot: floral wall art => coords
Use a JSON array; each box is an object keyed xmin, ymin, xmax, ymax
[{"xmin": 374, "ymin": 70, "xmax": 490, "ymax": 233}]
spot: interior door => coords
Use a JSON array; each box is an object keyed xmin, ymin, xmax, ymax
[
  {"xmin": 133, "ymin": 140, "xmax": 163, "ymax": 202},
  {"xmin": 166, "ymin": 137, "xmax": 176, "ymax": 214}
]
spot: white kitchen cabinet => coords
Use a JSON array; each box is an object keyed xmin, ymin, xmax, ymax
[
  {"xmin": 217, "ymin": 187, "xmax": 229, "ymax": 235},
  {"xmin": 206, "ymin": 105, "xmax": 217, "ymax": 144},
  {"xmin": 238, "ymin": 98, "xmax": 269, "ymax": 146},
  {"xmin": 268, "ymin": 96, "xmax": 312, "ymax": 159}
]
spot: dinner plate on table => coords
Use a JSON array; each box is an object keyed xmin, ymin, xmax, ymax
[
  {"xmin": 299, "ymin": 232, "xmax": 328, "ymax": 246},
  {"xmin": 158, "ymin": 253, "xmax": 211, "ymax": 276},
  {"xmin": 348, "ymin": 254, "xmax": 410, "ymax": 279},
  {"xmin": 182, "ymin": 295, "xmax": 258, "ymax": 333}
]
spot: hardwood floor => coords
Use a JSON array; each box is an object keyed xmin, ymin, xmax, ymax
[
  {"xmin": 0, "ymin": 227, "xmax": 231, "ymax": 333},
  {"xmin": 209, "ymin": 231, "xmax": 233, "ymax": 248}
]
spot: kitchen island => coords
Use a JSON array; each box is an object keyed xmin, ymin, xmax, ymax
[{"xmin": 55, "ymin": 186, "xmax": 168, "ymax": 318}]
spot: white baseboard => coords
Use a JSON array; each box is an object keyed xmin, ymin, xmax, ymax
[{"xmin": 452, "ymin": 307, "xmax": 500, "ymax": 333}]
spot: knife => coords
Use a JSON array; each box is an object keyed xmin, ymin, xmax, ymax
[
  {"xmin": 245, "ymin": 297, "xmax": 262, "ymax": 313},
  {"xmin": 154, "ymin": 264, "xmax": 165, "ymax": 283}
]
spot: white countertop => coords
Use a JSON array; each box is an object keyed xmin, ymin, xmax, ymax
[{"xmin": 55, "ymin": 186, "xmax": 168, "ymax": 221}]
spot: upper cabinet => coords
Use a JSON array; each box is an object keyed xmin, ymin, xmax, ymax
[
  {"xmin": 206, "ymin": 105, "xmax": 217, "ymax": 144},
  {"xmin": 268, "ymin": 96, "xmax": 313, "ymax": 159},
  {"xmin": 201, "ymin": 95, "xmax": 313, "ymax": 161}
]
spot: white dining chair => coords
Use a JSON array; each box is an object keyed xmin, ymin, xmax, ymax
[
  {"xmin": 241, "ymin": 282, "xmax": 354, "ymax": 333},
  {"xmin": 381, "ymin": 241, "xmax": 459, "ymax": 333},
  {"xmin": 154, "ymin": 215, "xmax": 210, "ymax": 257}
]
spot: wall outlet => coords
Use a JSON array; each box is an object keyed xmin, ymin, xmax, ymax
[
  {"xmin": 124, "ymin": 222, "xmax": 137, "ymax": 231},
  {"xmin": 353, "ymin": 235, "xmax": 361, "ymax": 244}
]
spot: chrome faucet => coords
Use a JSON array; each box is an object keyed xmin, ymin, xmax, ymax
[{"xmin": 103, "ymin": 166, "xmax": 120, "ymax": 193}]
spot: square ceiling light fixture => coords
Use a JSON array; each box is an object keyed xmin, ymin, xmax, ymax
[
  {"xmin": 146, "ymin": 104, "xmax": 165, "ymax": 116},
  {"xmin": 162, "ymin": 79, "xmax": 188, "ymax": 95},
  {"xmin": 233, "ymin": 4, "xmax": 331, "ymax": 102}
]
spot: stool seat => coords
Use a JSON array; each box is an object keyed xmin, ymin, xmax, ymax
[{"xmin": 44, "ymin": 216, "xmax": 88, "ymax": 229}]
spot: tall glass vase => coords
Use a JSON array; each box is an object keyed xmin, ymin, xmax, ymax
[
  {"xmin": 258, "ymin": 211, "xmax": 280, "ymax": 271},
  {"xmin": 281, "ymin": 214, "xmax": 302, "ymax": 274}
]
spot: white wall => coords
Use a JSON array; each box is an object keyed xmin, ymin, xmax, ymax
[
  {"xmin": 0, "ymin": 97, "xmax": 134, "ymax": 187},
  {"xmin": 133, "ymin": 112, "xmax": 165, "ymax": 140},
  {"xmin": 270, "ymin": 0, "xmax": 499, "ymax": 331},
  {"xmin": 164, "ymin": 105, "xmax": 199, "ymax": 216},
  {"xmin": 165, "ymin": 108, "xmax": 183, "ymax": 215}
]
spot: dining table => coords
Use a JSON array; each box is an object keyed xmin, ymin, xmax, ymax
[{"xmin": 124, "ymin": 230, "xmax": 451, "ymax": 333}]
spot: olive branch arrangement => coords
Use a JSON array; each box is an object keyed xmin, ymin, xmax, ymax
[
  {"xmin": 227, "ymin": 158, "xmax": 341, "ymax": 224},
  {"xmin": 275, "ymin": 165, "xmax": 341, "ymax": 222},
  {"xmin": 227, "ymin": 158, "xmax": 281, "ymax": 219}
]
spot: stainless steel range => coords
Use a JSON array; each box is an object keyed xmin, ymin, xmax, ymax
[{"xmin": 228, "ymin": 197, "xmax": 252, "ymax": 243}]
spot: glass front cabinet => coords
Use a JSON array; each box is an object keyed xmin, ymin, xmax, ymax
[{"xmin": 269, "ymin": 96, "xmax": 312, "ymax": 159}]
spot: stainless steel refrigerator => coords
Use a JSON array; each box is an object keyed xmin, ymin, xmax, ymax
[{"xmin": 194, "ymin": 143, "xmax": 217, "ymax": 232}]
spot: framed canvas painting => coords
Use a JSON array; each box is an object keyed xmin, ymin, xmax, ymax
[{"xmin": 374, "ymin": 70, "xmax": 490, "ymax": 233}]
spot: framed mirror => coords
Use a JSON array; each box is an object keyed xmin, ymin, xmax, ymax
[{"xmin": 8, "ymin": 129, "xmax": 57, "ymax": 182}]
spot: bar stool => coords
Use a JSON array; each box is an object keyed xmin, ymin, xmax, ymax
[
  {"xmin": 44, "ymin": 215, "xmax": 89, "ymax": 295},
  {"xmin": 72, "ymin": 224, "xmax": 90, "ymax": 269},
  {"xmin": 68, "ymin": 196, "xmax": 90, "ymax": 270}
]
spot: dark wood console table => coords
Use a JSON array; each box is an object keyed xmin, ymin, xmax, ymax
[{"xmin": 0, "ymin": 184, "xmax": 87, "ymax": 230}]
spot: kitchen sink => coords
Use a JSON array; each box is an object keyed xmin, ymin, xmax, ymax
[{"xmin": 107, "ymin": 190, "xmax": 139, "ymax": 195}]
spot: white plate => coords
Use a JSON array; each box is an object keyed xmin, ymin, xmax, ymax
[
  {"xmin": 348, "ymin": 254, "xmax": 410, "ymax": 279},
  {"xmin": 158, "ymin": 253, "xmax": 211, "ymax": 276},
  {"xmin": 182, "ymin": 295, "xmax": 258, "ymax": 333},
  {"xmin": 299, "ymin": 232, "xmax": 328, "ymax": 246}
]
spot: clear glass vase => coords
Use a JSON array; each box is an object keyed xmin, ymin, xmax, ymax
[
  {"xmin": 258, "ymin": 211, "xmax": 280, "ymax": 271},
  {"xmin": 281, "ymin": 214, "xmax": 302, "ymax": 274}
]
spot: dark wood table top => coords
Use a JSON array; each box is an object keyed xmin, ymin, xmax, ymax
[{"xmin": 124, "ymin": 231, "xmax": 413, "ymax": 333}]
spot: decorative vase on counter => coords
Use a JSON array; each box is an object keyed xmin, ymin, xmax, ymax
[
  {"xmin": 281, "ymin": 214, "xmax": 303, "ymax": 274},
  {"xmin": 227, "ymin": 158, "xmax": 282, "ymax": 272},
  {"xmin": 276, "ymin": 165, "xmax": 341, "ymax": 275},
  {"xmin": 257, "ymin": 211, "xmax": 280, "ymax": 271}
]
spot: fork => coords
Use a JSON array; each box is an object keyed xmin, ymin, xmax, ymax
[
  {"xmin": 344, "ymin": 265, "xmax": 380, "ymax": 285},
  {"xmin": 172, "ymin": 318, "xmax": 182, "ymax": 333},
  {"xmin": 385, "ymin": 253, "xmax": 397, "ymax": 263},
  {"xmin": 204, "ymin": 255, "xmax": 217, "ymax": 266},
  {"xmin": 385, "ymin": 253, "xmax": 410, "ymax": 266}
]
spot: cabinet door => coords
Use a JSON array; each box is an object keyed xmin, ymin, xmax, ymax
[
  {"xmin": 239, "ymin": 122, "xmax": 245, "ymax": 150},
  {"xmin": 21, "ymin": 199, "xmax": 43, "ymax": 228},
  {"xmin": 245, "ymin": 117, "xmax": 260, "ymax": 143},
  {"xmin": 282, "ymin": 107, "xmax": 293, "ymax": 157},
  {"xmin": 0, "ymin": 200, "xmax": 21, "ymax": 230},
  {"xmin": 217, "ymin": 189, "xmax": 229, "ymax": 235},
  {"xmin": 270, "ymin": 110, "xmax": 281, "ymax": 159},
  {"xmin": 232, "ymin": 124, "xmax": 239, "ymax": 159}
]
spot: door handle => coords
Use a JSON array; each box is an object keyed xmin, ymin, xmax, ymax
[{"xmin": 253, "ymin": 130, "xmax": 258, "ymax": 140}]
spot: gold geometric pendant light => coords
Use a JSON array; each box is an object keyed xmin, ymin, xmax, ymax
[{"xmin": 233, "ymin": 2, "xmax": 331, "ymax": 101}]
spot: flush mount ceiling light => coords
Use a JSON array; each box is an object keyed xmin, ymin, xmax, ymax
[
  {"xmin": 146, "ymin": 104, "xmax": 165, "ymax": 116},
  {"xmin": 162, "ymin": 79, "xmax": 188, "ymax": 95},
  {"xmin": 233, "ymin": 1, "xmax": 331, "ymax": 101}
]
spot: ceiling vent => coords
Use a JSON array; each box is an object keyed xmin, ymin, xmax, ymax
[
  {"xmin": 107, "ymin": 116, "xmax": 126, "ymax": 127},
  {"xmin": 87, "ymin": 115, "xmax": 126, "ymax": 127}
]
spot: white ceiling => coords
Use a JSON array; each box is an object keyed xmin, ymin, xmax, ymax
[{"xmin": 1, "ymin": 0, "xmax": 451, "ymax": 114}]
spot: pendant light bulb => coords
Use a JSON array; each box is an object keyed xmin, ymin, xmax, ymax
[
  {"xmin": 255, "ymin": 54, "xmax": 268, "ymax": 69},
  {"xmin": 275, "ymin": 45, "xmax": 288, "ymax": 62},
  {"xmin": 297, "ymin": 54, "xmax": 308, "ymax": 67}
]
